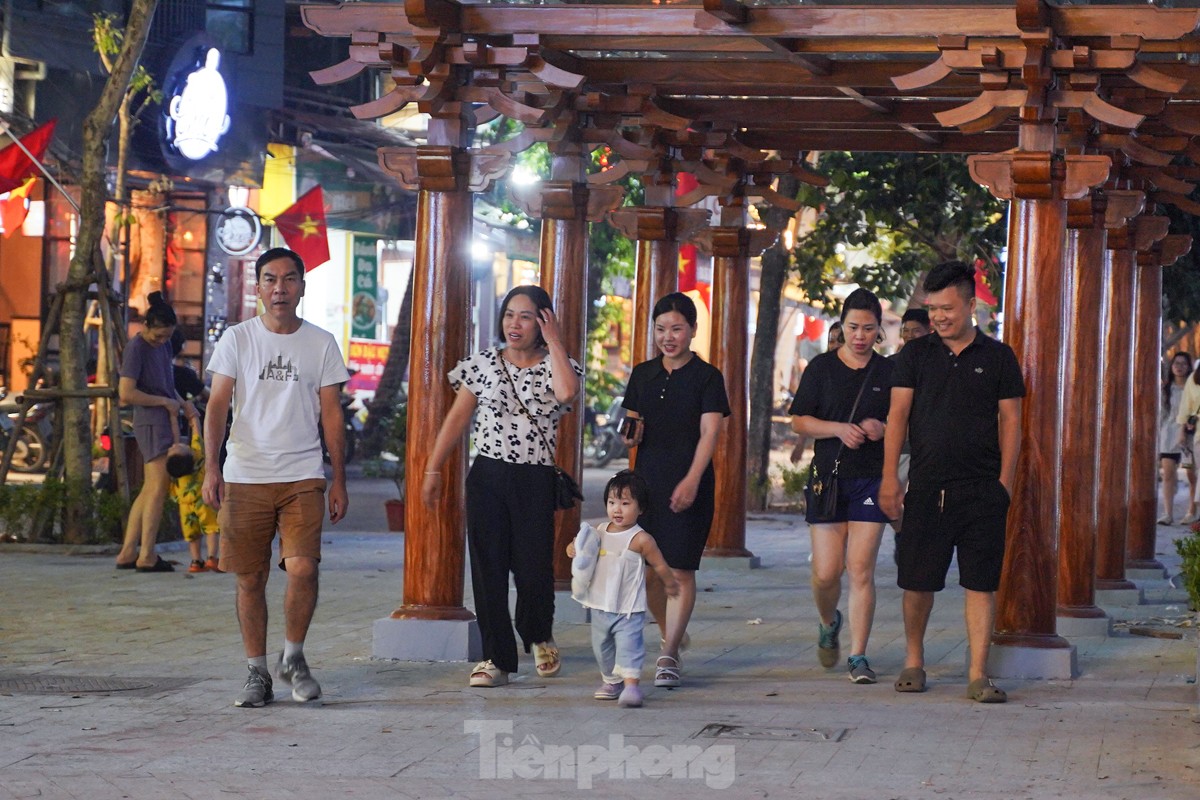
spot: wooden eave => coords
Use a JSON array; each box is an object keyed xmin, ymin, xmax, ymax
[{"xmin": 301, "ymin": 2, "xmax": 1200, "ymax": 159}]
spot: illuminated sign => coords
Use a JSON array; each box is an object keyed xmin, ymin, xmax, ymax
[
  {"xmin": 215, "ymin": 206, "xmax": 261, "ymax": 256},
  {"xmin": 165, "ymin": 48, "xmax": 231, "ymax": 161}
]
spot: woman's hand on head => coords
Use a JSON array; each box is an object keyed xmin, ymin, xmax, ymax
[{"xmin": 537, "ymin": 308, "xmax": 562, "ymax": 346}]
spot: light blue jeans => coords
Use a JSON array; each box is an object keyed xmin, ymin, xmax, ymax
[{"xmin": 591, "ymin": 609, "xmax": 646, "ymax": 682}]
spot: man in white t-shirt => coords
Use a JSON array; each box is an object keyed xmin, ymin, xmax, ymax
[{"xmin": 203, "ymin": 247, "xmax": 350, "ymax": 708}]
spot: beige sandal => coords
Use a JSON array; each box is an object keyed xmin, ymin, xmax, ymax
[
  {"xmin": 469, "ymin": 660, "xmax": 509, "ymax": 688},
  {"xmin": 532, "ymin": 641, "xmax": 561, "ymax": 677}
]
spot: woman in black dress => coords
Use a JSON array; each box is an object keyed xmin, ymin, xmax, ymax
[
  {"xmin": 789, "ymin": 288, "xmax": 893, "ymax": 684},
  {"xmin": 622, "ymin": 292, "xmax": 730, "ymax": 689}
]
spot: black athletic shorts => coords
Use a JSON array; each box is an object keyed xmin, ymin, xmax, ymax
[{"xmin": 896, "ymin": 479, "xmax": 1010, "ymax": 592}]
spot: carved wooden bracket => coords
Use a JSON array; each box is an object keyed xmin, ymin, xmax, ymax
[
  {"xmin": 377, "ymin": 145, "xmax": 511, "ymax": 192},
  {"xmin": 1103, "ymin": 189, "xmax": 1145, "ymax": 229},
  {"xmin": 509, "ymin": 181, "xmax": 626, "ymax": 222},
  {"xmin": 608, "ymin": 206, "xmax": 711, "ymax": 242},
  {"xmin": 968, "ymin": 152, "xmax": 1110, "ymax": 200},
  {"xmin": 692, "ymin": 226, "xmax": 778, "ymax": 259},
  {"xmin": 1109, "ymin": 214, "xmax": 1170, "ymax": 253},
  {"xmin": 1156, "ymin": 234, "xmax": 1193, "ymax": 267}
]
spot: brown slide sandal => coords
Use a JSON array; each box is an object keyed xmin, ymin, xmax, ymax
[{"xmin": 894, "ymin": 667, "xmax": 927, "ymax": 692}]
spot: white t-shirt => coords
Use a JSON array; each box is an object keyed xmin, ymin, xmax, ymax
[{"xmin": 207, "ymin": 316, "xmax": 350, "ymax": 483}]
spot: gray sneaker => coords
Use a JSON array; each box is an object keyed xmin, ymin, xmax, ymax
[
  {"xmin": 847, "ymin": 655, "xmax": 877, "ymax": 684},
  {"xmin": 275, "ymin": 652, "xmax": 322, "ymax": 702},
  {"xmin": 234, "ymin": 665, "xmax": 274, "ymax": 708},
  {"xmin": 817, "ymin": 609, "xmax": 842, "ymax": 669}
]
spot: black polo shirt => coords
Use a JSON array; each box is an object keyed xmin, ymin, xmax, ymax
[{"xmin": 891, "ymin": 328, "xmax": 1025, "ymax": 491}]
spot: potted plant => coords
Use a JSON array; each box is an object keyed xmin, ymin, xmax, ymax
[
  {"xmin": 1176, "ymin": 522, "xmax": 1200, "ymax": 613},
  {"xmin": 378, "ymin": 400, "xmax": 407, "ymax": 532}
]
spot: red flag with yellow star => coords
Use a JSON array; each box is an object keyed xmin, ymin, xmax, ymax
[
  {"xmin": 273, "ymin": 186, "xmax": 330, "ymax": 271},
  {"xmin": 0, "ymin": 177, "xmax": 36, "ymax": 238}
]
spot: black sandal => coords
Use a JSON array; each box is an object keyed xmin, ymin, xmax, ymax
[{"xmin": 135, "ymin": 557, "xmax": 175, "ymax": 573}]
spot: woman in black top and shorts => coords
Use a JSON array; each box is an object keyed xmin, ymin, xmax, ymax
[
  {"xmin": 789, "ymin": 288, "xmax": 893, "ymax": 684},
  {"xmin": 622, "ymin": 292, "xmax": 730, "ymax": 689}
]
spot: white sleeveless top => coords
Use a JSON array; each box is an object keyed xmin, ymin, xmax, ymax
[{"xmin": 581, "ymin": 523, "xmax": 648, "ymax": 615}]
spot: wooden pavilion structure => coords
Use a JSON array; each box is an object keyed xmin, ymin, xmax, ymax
[{"xmin": 303, "ymin": 0, "xmax": 1200, "ymax": 674}]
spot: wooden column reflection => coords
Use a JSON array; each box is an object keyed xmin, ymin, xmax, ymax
[
  {"xmin": 704, "ymin": 225, "xmax": 756, "ymax": 559},
  {"xmin": 397, "ymin": 145, "xmax": 473, "ymax": 620},
  {"xmin": 1127, "ymin": 250, "xmax": 1166, "ymax": 574},
  {"xmin": 1096, "ymin": 243, "xmax": 1138, "ymax": 591},
  {"xmin": 1057, "ymin": 205, "xmax": 1106, "ymax": 621},
  {"xmin": 992, "ymin": 196, "xmax": 1070, "ymax": 650}
]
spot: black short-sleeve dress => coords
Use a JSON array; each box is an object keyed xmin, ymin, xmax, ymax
[{"xmin": 623, "ymin": 353, "xmax": 731, "ymax": 570}]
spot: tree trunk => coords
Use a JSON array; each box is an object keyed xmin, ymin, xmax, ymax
[
  {"xmin": 746, "ymin": 175, "xmax": 799, "ymax": 511},
  {"xmin": 60, "ymin": 0, "xmax": 158, "ymax": 542},
  {"xmin": 360, "ymin": 266, "xmax": 414, "ymax": 458}
]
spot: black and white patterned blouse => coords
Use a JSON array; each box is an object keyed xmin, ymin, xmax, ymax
[{"xmin": 448, "ymin": 346, "xmax": 584, "ymax": 466}]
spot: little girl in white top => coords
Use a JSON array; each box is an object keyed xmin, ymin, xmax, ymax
[{"xmin": 568, "ymin": 470, "xmax": 679, "ymax": 707}]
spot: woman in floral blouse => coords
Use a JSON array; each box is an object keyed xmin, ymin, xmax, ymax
[{"xmin": 422, "ymin": 286, "xmax": 582, "ymax": 688}]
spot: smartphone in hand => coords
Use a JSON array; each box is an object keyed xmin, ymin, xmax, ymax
[{"xmin": 619, "ymin": 417, "xmax": 640, "ymax": 440}]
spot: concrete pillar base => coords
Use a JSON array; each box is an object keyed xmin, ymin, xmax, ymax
[
  {"xmin": 702, "ymin": 555, "xmax": 763, "ymax": 570},
  {"xmin": 1095, "ymin": 587, "xmax": 1145, "ymax": 607},
  {"xmin": 1126, "ymin": 567, "xmax": 1168, "ymax": 582},
  {"xmin": 373, "ymin": 617, "xmax": 482, "ymax": 662},
  {"xmin": 985, "ymin": 642, "xmax": 1078, "ymax": 679},
  {"xmin": 1056, "ymin": 614, "xmax": 1112, "ymax": 638}
]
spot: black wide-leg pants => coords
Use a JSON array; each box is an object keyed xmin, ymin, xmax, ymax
[{"xmin": 465, "ymin": 455, "xmax": 557, "ymax": 674}]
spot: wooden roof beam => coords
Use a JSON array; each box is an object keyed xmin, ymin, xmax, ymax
[{"xmin": 303, "ymin": 4, "xmax": 1200, "ymax": 42}]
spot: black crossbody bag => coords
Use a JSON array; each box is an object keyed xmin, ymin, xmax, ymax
[
  {"xmin": 808, "ymin": 357, "xmax": 876, "ymax": 522},
  {"xmin": 499, "ymin": 356, "xmax": 584, "ymax": 510}
]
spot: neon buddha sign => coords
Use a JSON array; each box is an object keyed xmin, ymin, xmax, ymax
[{"xmin": 165, "ymin": 48, "xmax": 231, "ymax": 161}]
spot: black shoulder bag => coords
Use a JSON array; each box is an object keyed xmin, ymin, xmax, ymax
[
  {"xmin": 499, "ymin": 356, "xmax": 584, "ymax": 510},
  {"xmin": 808, "ymin": 357, "xmax": 876, "ymax": 522}
]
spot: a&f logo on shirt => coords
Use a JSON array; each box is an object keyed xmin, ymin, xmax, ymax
[{"xmin": 259, "ymin": 354, "xmax": 300, "ymax": 382}]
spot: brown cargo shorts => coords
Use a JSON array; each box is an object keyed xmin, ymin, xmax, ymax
[{"xmin": 217, "ymin": 479, "xmax": 326, "ymax": 573}]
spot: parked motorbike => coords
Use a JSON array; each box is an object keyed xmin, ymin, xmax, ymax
[
  {"xmin": 321, "ymin": 390, "xmax": 361, "ymax": 465},
  {"xmin": 0, "ymin": 390, "xmax": 52, "ymax": 474},
  {"xmin": 583, "ymin": 395, "xmax": 627, "ymax": 468}
]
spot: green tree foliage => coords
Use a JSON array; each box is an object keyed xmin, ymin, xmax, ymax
[
  {"xmin": 1163, "ymin": 204, "xmax": 1200, "ymax": 326},
  {"xmin": 793, "ymin": 152, "xmax": 1008, "ymax": 308}
]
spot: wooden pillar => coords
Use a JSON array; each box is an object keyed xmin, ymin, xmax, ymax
[
  {"xmin": 1095, "ymin": 244, "xmax": 1138, "ymax": 591},
  {"xmin": 1127, "ymin": 252, "xmax": 1167, "ymax": 574},
  {"xmin": 395, "ymin": 145, "xmax": 474, "ymax": 621},
  {"xmin": 1057, "ymin": 203, "xmax": 1107, "ymax": 623},
  {"xmin": 992, "ymin": 195, "xmax": 1071, "ymax": 649},
  {"xmin": 704, "ymin": 224, "xmax": 755, "ymax": 560},
  {"xmin": 969, "ymin": 142, "xmax": 1108, "ymax": 675}
]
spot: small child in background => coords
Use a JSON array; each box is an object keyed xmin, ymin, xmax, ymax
[
  {"xmin": 568, "ymin": 469, "xmax": 679, "ymax": 708},
  {"xmin": 167, "ymin": 412, "xmax": 220, "ymax": 573}
]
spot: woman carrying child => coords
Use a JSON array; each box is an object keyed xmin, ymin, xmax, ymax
[
  {"xmin": 422, "ymin": 286, "xmax": 582, "ymax": 687},
  {"xmin": 568, "ymin": 470, "xmax": 679, "ymax": 708}
]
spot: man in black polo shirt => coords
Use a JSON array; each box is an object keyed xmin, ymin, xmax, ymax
[{"xmin": 880, "ymin": 260, "xmax": 1024, "ymax": 703}]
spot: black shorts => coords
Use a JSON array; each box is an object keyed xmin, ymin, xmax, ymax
[{"xmin": 896, "ymin": 479, "xmax": 1010, "ymax": 593}]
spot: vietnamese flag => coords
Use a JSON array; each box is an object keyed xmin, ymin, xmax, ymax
[
  {"xmin": 273, "ymin": 186, "xmax": 330, "ymax": 271},
  {"xmin": 0, "ymin": 120, "xmax": 55, "ymax": 194},
  {"xmin": 0, "ymin": 177, "xmax": 35, "ymax": 237},
  {"xmin": 974, "ymin": 261, "xmax": 999, "ymax": 307}
]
